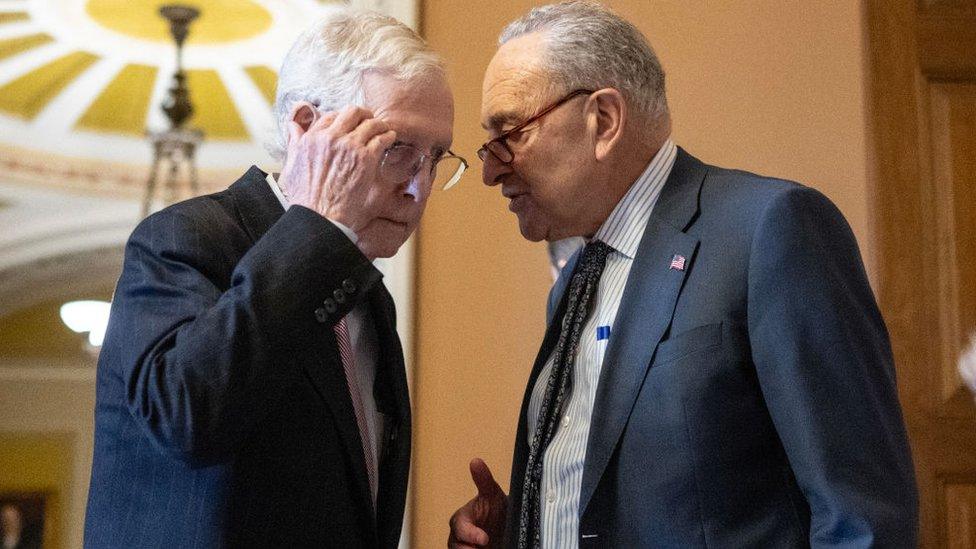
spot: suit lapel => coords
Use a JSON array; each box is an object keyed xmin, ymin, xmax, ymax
[
  {"xmin": 578, "ymin": 148, "xmax": 707, "ymax": 516},
  {"xmin": 229, "ymin": 167, "xmax": 378, "ymax": 525}
]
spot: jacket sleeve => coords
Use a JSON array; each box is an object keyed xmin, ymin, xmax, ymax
[
  {"xmin": 746, "ymin": 186, "xmax": 918, "ymax": 547},
  {"xmin": 104, "ymin": 204, "xmax": 382, "ymax": 466}
]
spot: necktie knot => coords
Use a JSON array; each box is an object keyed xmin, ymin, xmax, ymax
[{"xmin": 578, "ymin": 240, "xmax": 612, "ymax": 276}]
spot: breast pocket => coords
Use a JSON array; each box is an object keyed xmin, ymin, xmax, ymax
[{"xmin": 652, "ymin": 322, "xmax": 723, "ymax": 367}]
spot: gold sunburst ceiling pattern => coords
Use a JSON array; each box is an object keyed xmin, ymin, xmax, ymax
[
  {"xmin": 86, "ymin": 0, "xmax": 273, "ymax": 45},
  {"xmin": 0, "ymin": 0, "xmax": 346, "ymax": 189}
]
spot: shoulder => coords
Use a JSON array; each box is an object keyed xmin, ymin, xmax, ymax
[
  {"xmin": 131, "ymin": 187, "xmax": 243, "ymax": 243},
  {"xmin": 701, "ymin": 162, "xmax": 808, "ymax": 208},
  {"xmin": 693, "ymin": 159, "xmax": 843, "ymax": 233},
  {"xmin": 123, "ymin": 188, "xmax": 254, "ymax": 281}
]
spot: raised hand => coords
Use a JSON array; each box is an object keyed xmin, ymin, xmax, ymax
[
  {"xmin": 278, "ymin": 102, "xmax": 397, "ymax": 238},
  {"xmin": 448, "ymin": 458, "xmax": 508, "ymax": 549}
]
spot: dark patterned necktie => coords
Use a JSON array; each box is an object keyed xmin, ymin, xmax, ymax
[{"xmin": 518, "ymin": 240, "xmax": 613, "ymax": 549}]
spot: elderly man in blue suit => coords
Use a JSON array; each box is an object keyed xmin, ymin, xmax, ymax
[
  {"xmin": 449, "ymin": 1, "xmax": 917, "ymax": 548},
  {"xmin": 83, "ymin": 7, "xmax": 466, "ymax": 548}
]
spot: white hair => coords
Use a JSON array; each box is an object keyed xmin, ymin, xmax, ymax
[
  {"xmin": 499, "ymin": 0, "xmax": 668, "ymax": 123},
  {"xmin": 269, "ymin": 7, "xmax": 444, "ymax": 160}
]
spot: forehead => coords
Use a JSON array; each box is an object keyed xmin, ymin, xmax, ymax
[
  {"xmin": 363, "ymin": 71, "xmax": 454, "ymax": 148},
  {"xmin": 481, "ymin": 32, "xmax": 550, "ymax": 129}
]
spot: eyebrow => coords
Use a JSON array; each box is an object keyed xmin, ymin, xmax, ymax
[
  {"xmin": 394, "ymin": 139, "xmax": 448, "ymax": 158},
  {"xmin": 482, "ymin": 110, "xmax": 523, "ymax": 131}
]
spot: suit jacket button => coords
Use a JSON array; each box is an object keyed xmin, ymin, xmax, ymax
[
  {"xmin": 333, "ymin": 288, "xmax": 347, "ymax": 304},
  {"xmin": 314, "ymin": 307, "xmax": 328, "ymax": 323},
  {"xmin": 323, "ymin": 298, "xmax": 337, "ymax": 313},
  {"xmin": 342, "ymin": 279, "xmax": 357, "ymax": 294}
]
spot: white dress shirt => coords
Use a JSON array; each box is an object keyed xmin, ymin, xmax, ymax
[
  {"xmin": 526, "ymin": 139, "xmax": 677, "ymax": 548},
  {"xmin": 266, "ymin": 173, "xmax": 383, "ymax": 501}
]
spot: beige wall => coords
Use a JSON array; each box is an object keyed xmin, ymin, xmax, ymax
[{"xmin": 414, "ymin": 0, "xmax": 871, "ymax": 547}]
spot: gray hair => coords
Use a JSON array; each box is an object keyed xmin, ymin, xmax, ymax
[
  {"xmin": 499, "ymin": 1, "xmax": 668, "ymax": 123},
  {"xmin": 270, "ymin": 7, "xmax": 444, "ymax": 160}
]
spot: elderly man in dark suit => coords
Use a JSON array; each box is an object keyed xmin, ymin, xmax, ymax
[
  {"xmin": 449, "ymin": 1, "xmax": 917, "ymax": 548},
  {"xmin": 83, "ymin": 7, "xmax": 465, "ymax": 548}
]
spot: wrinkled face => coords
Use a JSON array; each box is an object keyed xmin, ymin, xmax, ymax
[
  {"xmin": 359, "ymin": 71, "xmax": 454, "ymax": 258},
  {"xmin": 481, "ymin": 33, "xmax": 596, "ymax": 242}
]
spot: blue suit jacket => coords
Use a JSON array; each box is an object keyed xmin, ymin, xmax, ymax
[
  {"xmin": 506, "ymin": 149, "xmax": 918, "ymax": 547},
  {"xmin": 84, "ymin": 167, "xmax": 411, "ymax": 548}
]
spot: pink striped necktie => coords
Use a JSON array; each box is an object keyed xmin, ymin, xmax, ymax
[{"xmin": 334, "ymin": 315, "xmax": 378, "ymax": 508}]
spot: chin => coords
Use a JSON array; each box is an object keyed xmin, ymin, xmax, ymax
[
  {"xmin": 517, "ymin": 218, "xmax": 549, "ymax": 243},
  {"xmin": 370, "ymin": 243, "xmax": 403, "ymax": 259},
  {"xmin": 371, "ymin": 235, "xmax": 410, "ymax": 258}
]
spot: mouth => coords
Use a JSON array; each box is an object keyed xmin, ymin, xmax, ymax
[
  {"xmin": 501, "ymin": 187, "xmax": 522, "ymax": 199},
  {"xmin": 378, "ymin": 217, "xmax": 408, "ymax": 225},
  {"xmin": 500, "ymin": 183, "xmax": 529, "ymax": 212}
]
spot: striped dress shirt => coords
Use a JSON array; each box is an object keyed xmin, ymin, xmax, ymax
[{"xmin": 526, "ymin": 138, "xmax": 677, "ymax": 548}]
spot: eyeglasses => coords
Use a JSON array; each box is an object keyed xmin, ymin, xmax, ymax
[
  {"xmin": 477, "ymin": 89, "xmax": 594, "ymax": 164},
  {"xmin": 381, "ymin": 143, "xmax": 468, "ymax": 190}
]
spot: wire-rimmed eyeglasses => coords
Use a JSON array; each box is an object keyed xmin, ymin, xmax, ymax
[
  {"xmin": 381, "ymin": 142, "xmax": 468, "ymax": 190},
  {"xmin": 477, "ymin": 89, "xmax": 594, "ymax": 164}
]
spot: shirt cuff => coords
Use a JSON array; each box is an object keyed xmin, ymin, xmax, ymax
[{"xmin": 327, "ymin": 218, "xmax": 359, "ymax": 244}]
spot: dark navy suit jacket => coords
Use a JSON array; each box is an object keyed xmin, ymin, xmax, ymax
[
  {"xmin": 84, "ymin": 167, "xmax": 411, "ymax": 548},
  {"xmin": 506, "ymin": 149, "xmax": 918, "ymax": 547}
]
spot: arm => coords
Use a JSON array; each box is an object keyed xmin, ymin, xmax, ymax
[
  {"xmin": 111, "ymin": 202, "xmax": 380, "ymax": 466},
  {"xmin": 110, "ymin": 103, "xmax": 398, "ymax": 465},
  {"xmin": 746, "ymin": 186, "xmax": 918, "ymax": 546}
]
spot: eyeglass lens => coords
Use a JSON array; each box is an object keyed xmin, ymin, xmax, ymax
[{"xmin": 381, "ymin": 145, "xmax": 466, "ymax": 190}]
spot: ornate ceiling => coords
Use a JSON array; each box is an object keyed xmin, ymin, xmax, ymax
[
  {"xmin": 0, "ymin": 0, "xmax": 419, "ymax": 372},
  {"xmin": 0, "ymin": 0, "xmax": 351, "ymax": 192}
]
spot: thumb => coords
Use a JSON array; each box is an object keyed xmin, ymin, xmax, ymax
[
  {"xmin": 470, "ymin": 458, "xmax": 502, "ymax": 498},
  {"xmin": 287, "ymin": 120, "xmax": 304, "ymax": 147}
]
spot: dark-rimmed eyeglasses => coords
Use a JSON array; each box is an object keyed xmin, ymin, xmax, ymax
[
  {"xmin": 381, "ymin": 143, "xmax": 468, "ymax": 190},
  {"xmin": 477, "ymin": 89, "xmax": 594, "ymax": 164}
]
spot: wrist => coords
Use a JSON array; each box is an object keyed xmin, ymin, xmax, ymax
[{"xmin": 327, "ymin": 217, "xmax": 359, "ymax": 244}]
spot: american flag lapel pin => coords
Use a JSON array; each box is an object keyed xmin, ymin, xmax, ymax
[{"xmin": 669, "ymin": 254, "xmax": 686, "ymax": 271}]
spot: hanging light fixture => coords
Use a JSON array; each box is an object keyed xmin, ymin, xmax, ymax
[
  {"xmin": 59, "ymin": 300, "xmax": 112, "ymax": 348},
  {"xmin": 143, "ymin": 4, "xmax": 204, "ymax": 216}
]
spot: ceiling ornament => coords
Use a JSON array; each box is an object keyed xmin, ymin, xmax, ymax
[{"xmin": 0, "ymin": 0, "xmax": 350, "ymax": 194}]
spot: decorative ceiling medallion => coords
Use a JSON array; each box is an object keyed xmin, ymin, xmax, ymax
[
  {"xmin": 0, "ymin": 0, "xmax": 349, "ymax": 190},
  {"xmin": 85, "ymin": 0, "xmax": 273, "ymax": 45}
]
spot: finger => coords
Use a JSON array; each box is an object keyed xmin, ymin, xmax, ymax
[
  {"xmin": 450, "ymin": 541, "xmax": 484, "ymax": 549},
  {"xmin": 287, "ymin": 120, "xmax": 304, "ymax": 147},
  {"xmin": 448, "ymin": 532, "xmax": 484, "ymax": 549},
  {"xmin": 328, "ymin": 104, "xmax": 375, "ymax": 135},
  {"xmin": 346, "ymin": 117, "xmax": 392, "ymax": 146},
  {"xmin": 470, "ymin": 458, "xmax": 503, "ymax": 498},
  {"xmin": 452, "ymin": 520, "xmax": 489, "ymax": 547},
  {"xmin": 366, "ymin": 129, "xmax": 397, "ymax": 156},
  {"xmin": 308, "ymin": 109, "xmax": 338, "ymax": 132}
]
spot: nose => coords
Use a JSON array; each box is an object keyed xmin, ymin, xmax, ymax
[
  {"xmin": 401, "ymin": 171, "xmax": 431, "ymax": 203},
  {"xmin": 481, "ymin": 155, "xmax": 512, "ymax": 187}
]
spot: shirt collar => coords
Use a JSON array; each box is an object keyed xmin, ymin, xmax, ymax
[
  {"xmin": 592, "ymin": 138, "xmax": 677, "ymax": 259},
  {"xmin": 265, "ymin": 172, "xmax": 288, "ymax": 210}
]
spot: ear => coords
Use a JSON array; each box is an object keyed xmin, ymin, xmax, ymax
[
  {"xmin": 286, "ymin": 101, "xmax": 318, "ymax": 144},
  {"xmin": 586, "ymin": 89, "xmax": 626, "ymax": 161}
]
